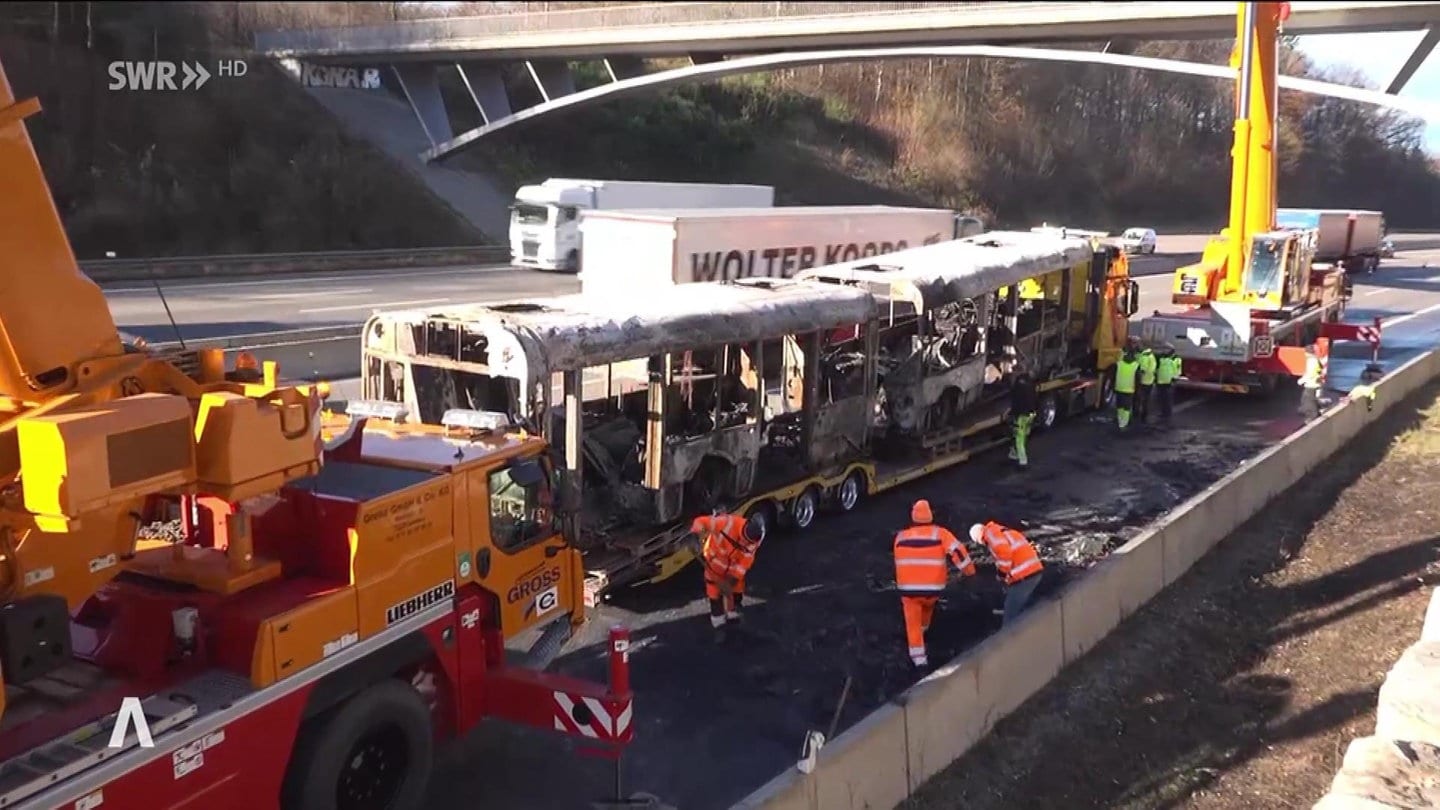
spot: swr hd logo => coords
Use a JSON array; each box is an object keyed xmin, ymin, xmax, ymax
[{"xmin": 107, "ymin": 59, "xmax": 247, "ymax": 91}]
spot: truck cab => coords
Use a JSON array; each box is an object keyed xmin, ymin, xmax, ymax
[{"xmin": 510, "ymin": 182, "xmax": 590, "ymax": 273}]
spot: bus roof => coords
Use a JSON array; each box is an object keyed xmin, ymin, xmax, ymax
[
  {"xmin": 375, "ymin": 277, "xmax": 876, "ymax": 371},
  {"xmin": 794, "ymin": 230, "xmax": 1094, "ymax": 311}
]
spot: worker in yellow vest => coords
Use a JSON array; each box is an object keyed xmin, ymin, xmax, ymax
[
  {"xmin": 1135, "ymin": 343, "xmax": 1157, "ymax": 424},
  {"xmin": 1155, "ymin": 343, "xmax": 1182, "ymax": 425},
  {"xmin": 1298, "ymin": 345, "xmax": 1326, "ymax": 422},
  {"xmin": 1113, "ymin": 336, "xmax": 1141, "ymax": 432}
]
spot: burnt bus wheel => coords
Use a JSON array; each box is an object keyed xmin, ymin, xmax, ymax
[{"xmin": 283, "ymin": 679, "xmax": 433, "ymax": 810}]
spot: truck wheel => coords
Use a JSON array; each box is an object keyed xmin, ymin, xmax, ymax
[
  {"xmin": 565, "ymin": 249, "xmax": 579, "ymax": 273},
  {"xmin": 837, "ymin": 471, "xmax": 865, "ymax": 513},
  {"xmin": 789, "ymin": 487, "xmax": 820, "ymax": 532},
  {"xmin": 282, "ymin": 679, "xmax": 434, "ymax": 810}
]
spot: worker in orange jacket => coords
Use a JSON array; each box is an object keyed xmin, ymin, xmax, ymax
[
  {"xmin": 690, "ymin": 511, "xmax": 764, "ymax": 643},
  {"xmin": 894, "ymin": 500, "xmax": 977, "ymax": 667},
  {"xmin": 970, "ymin": 520, "xmax": 1045, "ymax": 626}
]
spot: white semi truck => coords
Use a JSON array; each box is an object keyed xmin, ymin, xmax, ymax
[
  {"xmin": 576, "ymin": 205, "xmax": 986, "ymax": 297},
  {"xmin": 508, "ymin": 178, "xmax": 774, "ymax": 272}
]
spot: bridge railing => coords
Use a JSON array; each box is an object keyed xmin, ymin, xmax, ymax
[{"xmin": 256, "ymin": 1, "xmax": 1004, "ymax": 53}]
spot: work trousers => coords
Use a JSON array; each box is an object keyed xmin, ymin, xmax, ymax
[
  {"xmin": 1009, "ymin": 412, "xmax": 1034, "ymax": 466},
  {"xmin": 900, "ymin": 594, "xmax": 939, "ymax": 666},
  {"xmin": 1299, "ymin": 386, "xmax": 1321, "ymax": 422},
  {"xmin": 1135, "ymin": 383, "xmax": 1153, "ymax": 423},
  {"xmin": 1115, "ymin": 391, "xmax": 1135, "ymax": 430},
  {"xmin": 705, "ymin": 572, "xmax": 746, "ymax": 628},
  {"xmin": 1003, "ymin": 574, "xmax": 1042, "ymax": 626},
  {"xmin": 1156, "ymin": 383, "xmax": 1175, "ymax": 422}
]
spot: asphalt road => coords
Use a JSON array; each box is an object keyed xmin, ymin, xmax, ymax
[
  {"xmin": 101, "ymin": 232, "xmax": 1221, "ymax": 342},
  {"xmin": 407, "ymin": 236, "xmax": 1440, "ymax": 810},
  {"xmin": 102, "ymin": 264, "xmax": 581, "ymax": 342}
]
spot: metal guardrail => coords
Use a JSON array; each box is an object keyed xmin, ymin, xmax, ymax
[{"xmin": 82, "ymin": 245, "xmax": 510, "ymax": 282}]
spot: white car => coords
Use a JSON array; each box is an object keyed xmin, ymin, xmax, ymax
[{"xmin": 1120, "ymin": 227, "xmax": 1157, "ymax": 255}]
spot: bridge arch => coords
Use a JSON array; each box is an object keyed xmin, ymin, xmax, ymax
[{"xmin": 424, "ymin": 44, "xmax": 1440, "ymax": 163}]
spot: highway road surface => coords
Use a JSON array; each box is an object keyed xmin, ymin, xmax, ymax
[
  {"xmin": 102, "ymin": 263, "xmax": 580, "ymax": 342},
  {"xmin": 102, "ymin": 232, "xmax": 1224, "ymax": 342},
  {"xmin": 401, "ymin": 235, "xmax": 1440, "ymax": 810}
]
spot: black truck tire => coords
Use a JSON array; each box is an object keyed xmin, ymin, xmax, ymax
[{"xmin": 282, "ymin": 678, "xmax": 434, "ymax": 810}]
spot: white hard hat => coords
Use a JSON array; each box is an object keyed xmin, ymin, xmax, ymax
[{"xmin": 969, "ymin": 524, "xmax": 985, "ymax": 543}]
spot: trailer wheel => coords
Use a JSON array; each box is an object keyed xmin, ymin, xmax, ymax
[
  {"xmin": 745, "ymin": 501, "xmax": 777, "ymax": 543},
  {"xmin": 282, "ymin": 678, "xmax": 434, "ymax": 810},
  {"xmin": 837, "ymin": 471, "xmax": 865, "ymax": 513},
  {"xmin": 1035, "ymin": 392, "xmax": 1060, "ymax": 432},
  {"xmin": 789, "ymin": 487, "xmax": 820, "ymax": 532},
  {"xmin": 564, "ymin": 249, "xmax": 580, "ymax": 273}
]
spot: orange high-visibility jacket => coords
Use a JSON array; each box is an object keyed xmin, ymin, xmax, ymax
[
  {"xmin": 693, "ymin": 514, "xmax": 757, "ymax": 582},
  {"xmin": 978, "ymin": 521, "xmax": 1043, "ymax": 585},
  {"xmin": 893, "ymin": 524, "xmax": 976, "ymax": 595}
]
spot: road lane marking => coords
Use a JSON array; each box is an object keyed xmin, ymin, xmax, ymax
[
  {"xmin": 1380, "ymin": 300, "xmax": 1440, "ymax": 330},
  {"xmin": 248, "ymin": 288, "xmax": 373, "ymax": 300},
  {"xmin": 299, "ymin": 298, "xmax": 451, "ymax": 314}
]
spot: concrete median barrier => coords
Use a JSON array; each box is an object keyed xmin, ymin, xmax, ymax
[
  {"xmin": 152, "ymin": 325, "xmax": 364, "ymax": 382},
  {"xmin": 732, "ymin": 343, "xmax": 1440, "ymax": 810},
  {"xmin": 84, "ymin": 246, "xmax": 509, "ymax": 282}
]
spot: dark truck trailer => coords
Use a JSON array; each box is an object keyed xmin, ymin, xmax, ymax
[{"xmin": 1277, "ymin": 208, "xmax": 1385, "ymax": 276}]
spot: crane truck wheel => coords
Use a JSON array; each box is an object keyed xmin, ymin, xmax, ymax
[{"xmin": 282, "ymin": 677, "xmax": 434, "ymax": 810}]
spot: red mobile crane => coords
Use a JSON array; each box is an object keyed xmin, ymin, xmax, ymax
[{"xmin": 0, "ymin": 61, "xmax": 632, "ymax": 810}]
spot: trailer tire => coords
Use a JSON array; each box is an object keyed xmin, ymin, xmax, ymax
[
  {"xmin": 282, "ymin": 678, "xmax": 434, "ymax": 810},
  {"xmin": 745, "ymin": 501, "xmax": 777, "ymax": 543},
  {"xmin": 1035, "ymin": 392, "xmax": 1060, "ymax": 432},
  {"xmin": 837, "ymin": 471, "xmax": 865, "ymax": 513},
  {"xmin": 564, "ymin": 249, "xmax": 580, "ymax": 273},
  {"xmin": 789, "ymin": 487, "xmax": 820, "ymax": 532}
]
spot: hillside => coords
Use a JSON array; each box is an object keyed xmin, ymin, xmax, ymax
[{"xmin": 4, "ymin": 1, "xmax": 1438, "ymax": 259}]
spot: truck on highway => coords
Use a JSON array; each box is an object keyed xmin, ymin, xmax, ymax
[
  {"xmin": 356, "ymin": 229, "xmax": 1136, "ymax": 599},
  {"xmin": 0, "ymin": 64, "xmax": 633, "ymax": 810},
  {"xmin": 1276, "ymin": 208, "xmax": 1385, "ymax": 275},
  {"xmin": 509, "ymin": 178, "xmax": 774, "ymax": 272},
  {"xmin": 576, "ymin": 205, "xmax": 986, "ymax": 296}
]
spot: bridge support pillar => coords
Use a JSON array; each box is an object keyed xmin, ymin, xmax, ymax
[
  {"xmin": 1387, "ymin": 24, "xmax": 1439, "ymax": 94},
  {"xmin": 525, "ymin": 60, "xmax": 577, "ymax": 102},
  {"xmin": 457, "ymin": 63, "xmax": 513, "ymax": 125},
  {"xmin": 603, "ymin": 56, "xmax": 648, "ymax": 82},
  {"xmin": 392, "ymin": 63, "xmax": 454, "ymax": 147}
]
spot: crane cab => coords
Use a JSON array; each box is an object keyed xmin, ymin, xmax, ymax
[{"xmin": 1228, "ymin": 227, "xmax": 1319, "ymax": 314}]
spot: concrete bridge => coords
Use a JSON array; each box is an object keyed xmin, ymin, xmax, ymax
[{"xmin": 252, "ymin": 1, "xmax": 1440, "ymax": 235}]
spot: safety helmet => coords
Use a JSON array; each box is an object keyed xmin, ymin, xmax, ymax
[
  {"xmin": 911, "ymin": 500, "xmax": 933, "ymax": 524},
  {"xmin": 969, "ymin": 523, "xmax": 985, "ymax": 544},
  {"xmin": 742, "ymin": 519, "xmax": 763, "ymax": 544}
]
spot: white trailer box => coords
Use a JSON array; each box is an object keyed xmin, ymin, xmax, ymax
[
  {"xmin": 577, "ymin": 206, "xmax": 968, "ymax": 296},
  {"xmin": 1276, "ymin": 208, "xmax": 1385, "ymax": 264},
  {"xmin": 509, "ymin": 179, "xmax": 774, "ymax": 272}
]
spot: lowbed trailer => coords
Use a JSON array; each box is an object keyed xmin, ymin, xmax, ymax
[
  {"xmin": 0, "ymin": 62, "xmax": 633, "ymax": 810},
  {"xmin": 358, "ymin": 230, "xmax": 1137, "ymax": 601}
]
